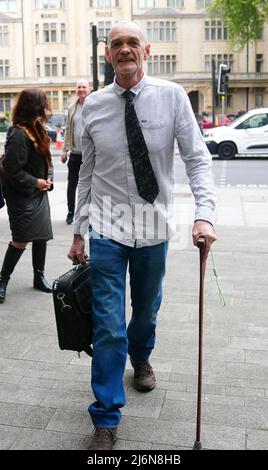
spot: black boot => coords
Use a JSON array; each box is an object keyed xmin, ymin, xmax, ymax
[
  {"xmin": 32, "ymin": 240, "xmax": 52, "ymax": 293},
  {"xmin": 0, "ymin": 277, "xmax": 9, "ymax": 304},
  {"xmin": 0, "ymin": 243, "xmax": 25, "ymax": 304}
]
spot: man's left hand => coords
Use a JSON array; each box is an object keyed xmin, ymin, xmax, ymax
[{"xmin": 192, "ymin": 220, "xmax": 218, "ymax": 261}]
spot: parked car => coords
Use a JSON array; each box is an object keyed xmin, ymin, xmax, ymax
[
  {"xmin": 47, "ymin": 114, "xmax": 66, "ymax": 129},
  {"xmin": 203, "ymin": 108, "xmax": 268, "ymax": 159},
  {"xmin": 45, "ymin": 123, "xmax": 58, "ymax": 142},
  {"xmin": 47, "ymin": 114, "xmax": 66, "ymax": 140},
  {"xmin": 202, "ymin": 114, "xmax": 232, "ymax": 129},
  {"xmin": 226, "ymin": 113, "xmax": 237, "ymax": 122}
]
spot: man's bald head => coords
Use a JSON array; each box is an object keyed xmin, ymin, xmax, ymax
[
  {"xmin": 75, "ymin": 79, "xmax": 91, "ymax": 104},
  {"xmin": 76, "ymin": 79, "xmax": 90, "ymax": 88},
  {"xmin": 107, "ymin": 21, "xmax": 146, "ymax": 47}
]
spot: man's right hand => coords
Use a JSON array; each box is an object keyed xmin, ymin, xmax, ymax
[
  {"xmin": 68, "ymin": 234, "xmax": 88, "ymax": 267},
  {"xmin": 61, "ymin": 151, "xmax": 68, "ymax": 163}
]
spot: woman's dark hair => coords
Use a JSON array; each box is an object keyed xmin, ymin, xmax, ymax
[{"xmin": 12, "ymin": 88, "xmax": 51, "ymax": 166}]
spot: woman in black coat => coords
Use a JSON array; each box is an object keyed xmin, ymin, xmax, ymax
[{"xmin": 0, "ymin": 88, "xmax": 53, "ymax": 304}]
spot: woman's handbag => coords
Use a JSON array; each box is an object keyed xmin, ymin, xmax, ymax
[{"xmin": 52, "ymin": 262, "xmax": 93, "ymax": 357}]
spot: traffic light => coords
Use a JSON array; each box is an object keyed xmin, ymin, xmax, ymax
[{"xmin": 218, "ymin": 63, "xmax": 230, "ymax": 95}]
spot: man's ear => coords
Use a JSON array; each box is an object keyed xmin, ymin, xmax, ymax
[{"xmin": 144, "ymin": 43, "xmax": 151, "ymax": 62}]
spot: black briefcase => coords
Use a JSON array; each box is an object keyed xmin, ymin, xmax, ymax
[{"xmin": 52, "ymin": 262, "xmax": 93, "ymax": 357}]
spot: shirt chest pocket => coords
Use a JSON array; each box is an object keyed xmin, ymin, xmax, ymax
[{"xmin": 140, "ymin": 120, "xmax": 166, "ymax": 152}]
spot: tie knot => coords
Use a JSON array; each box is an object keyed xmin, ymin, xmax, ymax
[{"xmin": 123, "ymin": 90, "xmax": 135, "ymax": 103}]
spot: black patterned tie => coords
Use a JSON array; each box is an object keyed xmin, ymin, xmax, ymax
[{"xmin": 123, "ymin": 90, "xmax": 159, "ymax": 204}]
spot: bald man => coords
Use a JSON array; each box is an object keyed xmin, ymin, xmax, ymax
[
  {"xmin": 68, "ymin": 21, "xmax": 217, "ymax": 450},
  {"xmin": 61, "ymin": 79, "xmax": 91, "ymax": 224}
]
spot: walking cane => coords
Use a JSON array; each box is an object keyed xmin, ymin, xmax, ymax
[{"xmin": 193, "ymin": 237, "xmax": 206, "ymax": 450}]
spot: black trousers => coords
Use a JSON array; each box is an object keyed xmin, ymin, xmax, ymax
[{"xmin": 67, "ymin": 153, "xmax": 82, "ymax": 214}]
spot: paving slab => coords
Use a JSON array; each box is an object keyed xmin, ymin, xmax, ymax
[{"xmin": 0, "ymin": 184, "xmax": 268, "ymax": 449}]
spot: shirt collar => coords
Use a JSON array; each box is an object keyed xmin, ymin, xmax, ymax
[{"xmin": 113, "ymin": 74, "xmax": 147, "ymax": 97}]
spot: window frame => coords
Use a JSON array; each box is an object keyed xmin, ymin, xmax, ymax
[
  {"xmin": 35, "ymin": 0, "xmax": 65, "ymax": 9},
  {"xmin": 147, "ymin": 20, "xmax": 176, "ymax": 42},
  {"xmin": 0, "ymin": 25, "xmax": 8, "ymax": 46},
  {"xmin": 0, "ymin": 0, "xmax": 16, "ymax": 13},
  {"xmin": 0, "ymin": 58, "xmax": 9, "ymax": 78}
]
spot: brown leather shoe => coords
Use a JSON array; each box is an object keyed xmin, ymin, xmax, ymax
[
  {"xmin": 88, "ymin": 427, "xmax": 117, "ymax": 451},
  {"xmin": 131, "ymin": 360, "xmax": 156, "ymax": 392}
]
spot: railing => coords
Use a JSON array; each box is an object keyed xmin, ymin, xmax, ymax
[{"xmin": 230, "ymin": 73, "xmax": 268, "ymax": 81}]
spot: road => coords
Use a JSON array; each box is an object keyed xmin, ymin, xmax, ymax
[
  {"xmin": 2, "ymin": 138, "xmax": 267, "ymax": 189},
  {"xmin": 2, "ymin": 132, "xmax": 268, "ymax": 188},
  {"xmin": 173, "ymin": 147, "xmax": 268, "ymax": 188}
]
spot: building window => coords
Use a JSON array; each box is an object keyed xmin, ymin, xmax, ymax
[
  {"xmin": 257, "ymin": 28, "xmax": 263, "ymax": 40},
  {"xmin": 45, "ymin": 57, "xmax": 58, "ymax": 76},
  {"xmin": 63, "ymin": 91, "xmax": 69, "ymax": 111},
  {"xmin": 147, "ymin": 21, "xmax": 176, "ymax": 41},
  {"xmin": 62, "ymin": 57, "xmax": 67, "ymax": 76},
  {"xmin": 147, "ymin": 55, "xmax": 176, "ymax": 75},
  {"xmin": 204, "ymin": 55, "xmax": 210, "ymax": 72},
  {"xmin": 196, "ymin": 0, "xmax": 211, "ymax": 7},
  {"xmin": 138, "ymin": 0, "xmax": 155, "ymax": 8},
  {"xmin": 0, "ymin": 25, "xmax": 8, "ymax": 45},
  {"xmin": 99, "ymin": 55, "xmax": 105, "ymax": 76},
  {"xmin": 255, "ymin": 88, "xmax": 264, "ymax": 107},
  {"xmin": 0, "ymin": 59, "xmax": 9, "ymax": 78},
  {"xmin": 61, "ymin": 23, "xmax": 66, "ymax": 43},
  {"xmin": 215, "ymin": 89, "xmax": 233, "ymax": 108},
  {"xmin": 205, "ymin": 19, "xmax": 228, "ymax": 40},
  {"xmin": 36, "ymin": 58, "xmax": 41, "ymax": 77},
  {"xmin": 63, "ymin": 91, "xmax": 73, "ymax": 111},
  {"xmin": 0, "ymin": 0, "xmax": 16, "ymax": 12},
  {"xmin": 0, "ymin": 93, "xmax": 11, "ymax": 112},
  {"xmin": 256, "ymin": 54, "xmax": 263, "ymax": 73},
  {"xmin": 35, "ymin": 0, "xmax": 65, "ymax": 8},
  {"xmin": 97, "ymin": 0, "xmax": 111, "ymax": 6},
  {"xmin": 226, "ymin": 91, "xmax": 233, "ymax": 108},
  {"xmin": 98, "ymin": 21, "xmax": 111, "ymax": 40},
  {"xmin": 35, "ymin": 24, "xmax": 40, "ymax": 44},
  {"xmin": 205, "ymin": 54, "xmax": 233, "ymax": 73},
  {"xmin": 167, "ymin": 0, "xmax": 184, "ymax": 7},
  {"xmin": 43, "ymin": 23, "xmax": 57, "ymax": 42},
  {"xmin": 46, "ymin": 91, "xmax": 59, "ymax": 111},
  {"xmin": 92, "ymin": 0, "xmax": 119, "ymax": 5},
  {"xmin": 89, "ymin": 22, "xmax": 93, "ymax": 42},
  {"xmin": 148, "ymin": 56, "xmax": 159, "ymax": 75}
]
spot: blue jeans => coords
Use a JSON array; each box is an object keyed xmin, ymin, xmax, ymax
[{"xmin": 88, "ymin": 232, "xmax": 168, "ymax": 428}]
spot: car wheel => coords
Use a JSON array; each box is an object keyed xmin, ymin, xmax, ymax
[{"xmin": 218, "ymin": 141, "xmax": 237, "ymax": 160}]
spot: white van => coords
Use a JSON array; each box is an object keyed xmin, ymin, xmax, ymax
[{"xmin": 204, "ymin": 108, "xmax": 268, "ymax": 159}]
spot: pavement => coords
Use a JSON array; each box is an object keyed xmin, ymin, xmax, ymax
[{"xmin": 0, "ymin": 149, "xmax": 268, "ymax": 450}]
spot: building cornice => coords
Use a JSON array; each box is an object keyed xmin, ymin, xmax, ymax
[
  {"xmin": 133, "ymin": 8, "xmax": 208, "ymax": 19},
  {"xmin": 0, "ymin": 13, "xmax": 21, "ymax": 23}
]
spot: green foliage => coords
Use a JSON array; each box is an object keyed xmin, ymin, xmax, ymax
[{"xmin": 209, "ymin": 0, "xmax": 268, "ymax": 46}]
